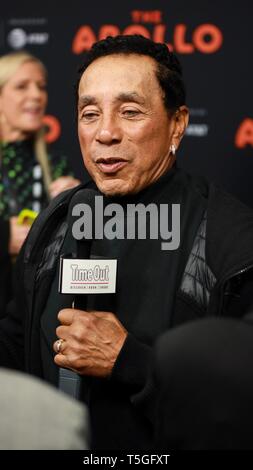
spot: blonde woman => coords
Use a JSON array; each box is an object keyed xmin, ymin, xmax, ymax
[{"xmin": 0, "ymin": 51, "xmax": 80, "ymax": 317}]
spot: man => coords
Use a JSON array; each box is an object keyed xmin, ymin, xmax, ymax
[{"xmin": 1, "ymin": 35, "xmax": 253, "ymax": 450}]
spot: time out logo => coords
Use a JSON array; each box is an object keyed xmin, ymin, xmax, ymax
[{"xmin": 72, "ymin": 10, "xmax": 223, "ymax": 55}]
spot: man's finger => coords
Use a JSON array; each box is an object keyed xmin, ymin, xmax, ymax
[
  {"xmin": 58, "ymin": 308, "xmax": 75, "ymax": 325},
  {"xmin": 57, "ymin": 308, "xmax": 91, "ymax": 325},
  {"xmin": 56, "ymin": 325, "xmax": 69, "ymax": 340}
]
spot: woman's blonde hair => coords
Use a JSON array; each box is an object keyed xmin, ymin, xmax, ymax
[{"xmin": 0, "ymin": 51, "xmax": 52, "ymax": 196}]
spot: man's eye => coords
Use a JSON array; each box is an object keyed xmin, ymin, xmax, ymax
[
  {"xmin": 82, "ymin": 112, "xmax": 99, "ymax": 121},
  {"xmin": 122, "ymin": 109, "xmax": 140, "ymax": 118}
]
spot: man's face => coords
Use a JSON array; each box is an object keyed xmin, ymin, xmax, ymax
[{"xmin": 78, "ymin": 54, "xmax": 176, "ymax": 196}]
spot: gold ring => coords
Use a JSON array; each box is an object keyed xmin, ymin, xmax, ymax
[{"xmin": 55, "ymin": 338, "xmax": 64, "ymax": 354}]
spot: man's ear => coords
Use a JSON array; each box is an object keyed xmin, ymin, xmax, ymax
[{"xmin": 172, "ymin": 105, "xmax": 189, "ymax": 149}]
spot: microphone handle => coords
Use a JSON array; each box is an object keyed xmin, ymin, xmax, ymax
[
  {"xmin": 58, "ymin": 187, "xmax": 96, "ymax": 398},
  {"xmin": 58, "ymin": 368, "xmax": 82, "ymax": 399},
  {"xmin": 58, "ymin": 300, "xmax": 82, "ymax": 399}
]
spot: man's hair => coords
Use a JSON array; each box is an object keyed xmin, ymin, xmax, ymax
[{"xmin": 76, "ymin": 35, "xmax": 186, "ymax": 113}]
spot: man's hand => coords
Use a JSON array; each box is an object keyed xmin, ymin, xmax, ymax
[
  {"xmin": 8, "ymin": 216, "xmax": 30, "ymax": 255},
  {"xmin": 53, "ymin": 309, "xmax": 128, "ymax": 378},
  {"xmin": 49, "ymin": 176, "xmax": 80, "ymax": 199}
]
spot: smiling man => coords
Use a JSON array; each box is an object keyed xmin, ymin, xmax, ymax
[
  {"xmin": 1, "ymin": 35, "xmax": 253, "ymax": 451},
  {"xmin": 77, "ymin": 52, "xmax": 187, "ymax": 196}
]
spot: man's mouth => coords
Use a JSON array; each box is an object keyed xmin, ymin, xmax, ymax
[{"xmin": 96, "ymin": 158, "xmax": 127, "ymax": 174}]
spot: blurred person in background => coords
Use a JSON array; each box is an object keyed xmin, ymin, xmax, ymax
[
  {"xmin": 0, "ymin": 51, "xmax": 80, "ymax": 318},
  {"xmin": 0, "ymin": 367, "xmax": 89, "ymax": 450}
]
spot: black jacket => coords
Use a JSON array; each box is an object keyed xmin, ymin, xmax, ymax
[{"xmin": 1, "ymin": 167, "xmax": 253, "ymax": 449}]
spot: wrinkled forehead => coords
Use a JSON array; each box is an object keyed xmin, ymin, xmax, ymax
[{"xmin": 78, "ymin": 54, "xmax": 161, "ymax": 102}]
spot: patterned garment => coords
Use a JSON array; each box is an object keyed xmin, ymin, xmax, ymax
[{"xmin": 0, "ymin": 139, "xmax": 71, "ymax": 220}]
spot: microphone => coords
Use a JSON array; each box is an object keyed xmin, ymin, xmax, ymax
[
  {"xmin": 58, "ymin": 188, "xmax": 98, "ymax": 399},
  {"xmin": 58, "ymin": 187, "xmax": 117, "ymax": 399}
]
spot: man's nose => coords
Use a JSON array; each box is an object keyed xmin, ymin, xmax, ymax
[{"xmin": 95, "ymin": 115, "xmax": 122, "ymax": 144}]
